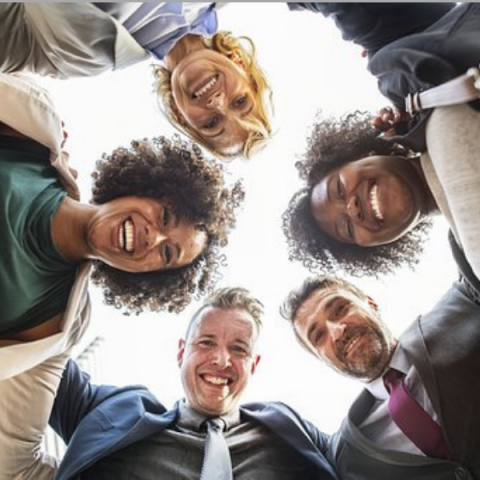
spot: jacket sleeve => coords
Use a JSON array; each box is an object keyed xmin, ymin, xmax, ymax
[
  {"xmin": 0, "ymin": 72, "xmax": 80, "ymax": 199},
  {"xmin": 49, "ymin": 359, "xmax": 124, "ymax": 444},
  {"xmin": 49, "ymin": 359, "xmax": 164, "ymax": 445},
  {"xmin": 0, "ymin": 354, "xmax": 70, "ymax": 479},
  {"xmin": 288, "ymin": 3, "xmax": 454, "ymax": 57}
]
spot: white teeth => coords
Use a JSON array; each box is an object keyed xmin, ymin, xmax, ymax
[
  {"xmin": 194, "ymin": 75, "xmax": 218, "ymax": 99},
  {"xmin": 369, "ymin": 184, "xmax": 384, "ymax": 221},
  {"xmin": 204, "ymin": 374, "xmax": 229, "ymax": 386},
  {"xmin": 121, "ymin": 219, "xmax": 134, "ymax": 252},
  {"xmin": 345, "ymin": 335, "xmax": 361, "ymax": 357}
]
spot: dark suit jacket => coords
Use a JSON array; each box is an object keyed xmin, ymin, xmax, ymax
[
  {"xmin": 290, "ymin": 3, "xmax": 480, "ymax": 152},
  {"xmin": 50, "ymin": 360, "xmax": 339, "ymax": 479},
  {"xmin": 288, "ymin": 3, "xmax": 454, "ymax": 58},
  {"xmin": 328, "ymin": 281, "xmax": 480, "ymax": 479}
]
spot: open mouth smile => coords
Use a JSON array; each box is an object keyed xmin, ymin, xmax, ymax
[
  {"xmin": 192, "ymin": 74, "xmax": 219, "ymax": 100},
  {"xmin": 343, "ymin": 333, "xmax": 363, "ymax": 359},
  {"xmin": 119, "ymin": 218, "xmax": 135, "ymax": 253},
  {"xmin": 201, "ymin": 373, "xmax": 233, "ymax": 386},
  {"xmin": 369, "ymin": 183, "xmax": 384, "ymax": 222}
]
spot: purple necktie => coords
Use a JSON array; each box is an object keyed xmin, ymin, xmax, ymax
[{"xmin": 383, "ymin": 368, "xmax": 450, "ymax": 459}]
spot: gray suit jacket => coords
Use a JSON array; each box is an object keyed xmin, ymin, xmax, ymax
[{"xmin": 329, "ymin": 281, "xmax": 480, "ymax": 479}]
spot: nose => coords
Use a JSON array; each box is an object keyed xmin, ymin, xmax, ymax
[
  {"xmin": 210, "ymin": 346, "xmax": 232, "ymax": 368},
  {"xmin": 346, "ymin": 195, "xmax": 362, "ymax": 222},
  {"xmin": 326, "ymin": 320, "xmax": 346, "ymax": 342},
  {"xmin": 145, "ymin": 225, "xmax": 167, "ymax": 249},
  {"xmin": 206, "ymin": 91, "xmax": 226, "ymax": 111}
]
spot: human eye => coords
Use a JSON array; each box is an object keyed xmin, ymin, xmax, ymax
[
  {"xmin": 314, "ymin": 329, "xmax": 324, "ymax": 345},
  {"xmin": 232, "ymin": 95, "xmax": 248, "ymax": 109},
  {"xmin": 198, "ymin": 338, "xmax": 215, "ymax": 348},
  {"xmin": 204, "ymin": 115, "xmax": 220, "ymax": 130},
  {"xmin": 231, "ymin": 344, "xmax": 248, "ymax": 356},
  {"xmin": 163, "ymin": 244, "xmax": 173, "ymax": 266},
  {"xmin": 332, "ymin": 300, "xmax": 348, "ymax": 319},
  {"xmin": 343, "ymin": 217, "xmax": 354, "ymax": 241},
  {"xmin": 336, "ymin": 176, "xmax": 345, "ymax": 200}
]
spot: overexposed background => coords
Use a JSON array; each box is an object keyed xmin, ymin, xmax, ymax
[{"xmin": 42, "ymin": 3, "xmax": 456, "ymax": 434}]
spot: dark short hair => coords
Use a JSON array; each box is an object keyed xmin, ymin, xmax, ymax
[
  {"xmin": 280, "ymin": 276, "xmax": 367, "ymax": 352},
  {"xmin": 282, "ymin": 111, "xmax": 432, "ymax": 277},
  {"xmin": 185, "ymin": 287, "xmax": 264, "ymax": 341},
  {"xmin": 90, "ymin": 136, "xmax": 244, "ymax": 314}
]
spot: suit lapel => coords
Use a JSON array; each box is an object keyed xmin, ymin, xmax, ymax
[{"xmin": 241, "ymin": 403, "xmax": 338, "ymax": 478}]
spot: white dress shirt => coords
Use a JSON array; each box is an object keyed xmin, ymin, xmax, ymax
[{"xmin": 360, "ymin": 345, "xmax": 439, "ymax": 455}]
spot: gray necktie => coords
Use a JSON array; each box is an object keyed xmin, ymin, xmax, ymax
[{"xmin": 199, "ymin": 418, "xmax": 233, "ymax": 480}]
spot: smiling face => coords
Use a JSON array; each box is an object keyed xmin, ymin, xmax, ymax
[
  {"xmin": 178, "ymin": 306, "xmax": 260, "ymax": 416},
  {"xmin": 86, "ymin": 196, "xmax": 207, "ymax": 273},
  {"xmin": 294, "ymin": 286, "xmax": 396, "ymax": 381},
  {"xmin": 310, "ymin": 155, "xmax": 430, "ymax": 246},
  {"xmin": 170, "ymin": 49, "xmax": 256, "ymax": 155}
]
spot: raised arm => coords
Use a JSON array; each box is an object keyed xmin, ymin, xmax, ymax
[
  {"xmin": 288, "ymin": 3, "xmax": 454, "ymax": 57},
  {"xmin": 0, "ymin": 354, "xmax": 69, "ymax": 479}
]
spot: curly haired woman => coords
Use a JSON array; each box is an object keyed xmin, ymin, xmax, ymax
[
  {"xmin": 0, "ymin": 3, "xmax": 273, "ymax": 159},
  {"xmin": 282, "ymin": 112, "xmax": 436, "ymax": 277},
  {"xmin": 0, "ymin": 73, "xmax": 243, "ymax": 380}
]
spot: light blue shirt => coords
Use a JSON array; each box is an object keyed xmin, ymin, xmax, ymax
[{"xmin": 94, "ymin": 3, "xmax": 218, "ymax": 60}]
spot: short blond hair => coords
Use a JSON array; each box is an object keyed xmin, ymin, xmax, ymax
[
  {"xmin": 185, "ymin": 287, "xmax": 264, "ymax": 341},
  {"xmin": 154, "ymin": 31, "xmax": 273, "ymax": 160}
]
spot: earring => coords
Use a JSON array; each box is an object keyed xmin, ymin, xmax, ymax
[{"xmin": 229, "ymin": 52, "xmax": 244, "ymax": 68}]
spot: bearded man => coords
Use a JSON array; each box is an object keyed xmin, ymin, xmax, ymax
[{"xmin": 282, "ymin": 275, "xmax": 480, "ymax": 479}]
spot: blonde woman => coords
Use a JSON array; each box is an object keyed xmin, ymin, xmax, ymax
[{"xmin": 0, "ymin": 3, "xmax": 273, "ymax": 159}]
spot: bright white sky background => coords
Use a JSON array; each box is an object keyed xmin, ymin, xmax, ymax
[{"xmin": 42, "ymin": 3, "xmax": 457, "ymax": 434}]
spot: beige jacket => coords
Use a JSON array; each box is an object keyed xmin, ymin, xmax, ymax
[
  {"xmin": 0, "ymin": 74, "xmax": 92, "ymax": 478},
  {"xmin": 421, "ymin": 104, "xmax": 480, "ymax": 280}
]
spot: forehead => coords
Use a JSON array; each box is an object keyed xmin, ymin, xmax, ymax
[
  {"xmin": 295, "ymin": 287, "xmax": 360, "ymax": 327},
  {"xmin": 189, "ymin": 306, "xmax": 257, "ymax": 342},
  {"xmin": 310, "ymin": 174, "xmax": 339, "ymax": 238}
]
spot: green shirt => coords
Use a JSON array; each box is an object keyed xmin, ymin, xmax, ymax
[{"xmin": 0, "ymin": 135, "xmax": 76, "ymax": 335}]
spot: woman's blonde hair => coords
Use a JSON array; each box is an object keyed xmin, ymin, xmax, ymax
[{"xmin": 154, "ymin": 31, "xmax": 273, "ymax": 160}]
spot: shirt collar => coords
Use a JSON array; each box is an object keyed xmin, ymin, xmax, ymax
[
  {"xmin": 175, "ymin": 399, "xmax": 241, "ymax": 432},
  {"xmin": 365, "ymin": 345, "xmax": 411, "ymax": 401}
]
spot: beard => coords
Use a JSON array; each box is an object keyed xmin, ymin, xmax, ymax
[{"xmin": 334, "ymin": 325, "xmax": 392, "ymax": 381}]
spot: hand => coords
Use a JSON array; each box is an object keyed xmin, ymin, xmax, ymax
[{"xmin": 372, "ymin": 106, "xmax": 410, "ymax": 137}]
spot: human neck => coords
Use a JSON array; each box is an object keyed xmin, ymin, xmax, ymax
[
  {"xmin": 51, "ymin": 196, "xmax": 96, "ymax": 263},
  {"xmin": 164, "ymin": 34, "xmax": 206, "ymax": 71}
]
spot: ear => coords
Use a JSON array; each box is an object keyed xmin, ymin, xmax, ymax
[
  {"xmin": 367, "ymin": 296, "xmax": 379, "ymax": 312},
  {"xmin": 250, "ymin": 354, "xmax": 261, "ymax": 375},
  {"xmin": 229, "ymin": 51, "xmax": 245, "ymax": 69},
  {"xmin": 177, "ymin": 339, "xmax": 186, "ymax": 367}
]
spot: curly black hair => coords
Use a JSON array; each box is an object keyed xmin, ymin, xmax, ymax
[
  {"xmin": 90, "ymin": 135, "xmax": 244, "ymax": 314},
  {"xmin": 282, "ymin": 111, "xmax": 432, "ymax": 277}
]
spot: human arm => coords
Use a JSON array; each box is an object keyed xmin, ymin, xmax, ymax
[
  {"xmin": 424, "ymin": 104, "xmax": 480, "ymax": 281},
  {"xmin": 49, "ymin": 359, "xmax": 165, "ymax": 445},
  {"xmin": 0, "ymin": 354, "xmax": 69, "ymax": 479},
  {"xmin": 287, "ymin": 4, "xmax": 454, "ymax": 57},
  {"xmin": 0, "ymin": 72, "xmax": 80, "ymax": 199}
]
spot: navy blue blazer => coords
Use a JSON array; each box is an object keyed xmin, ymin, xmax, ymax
[{"xmin": 50, "ymin": 360, "xmax": 339, "ymax": 479}]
